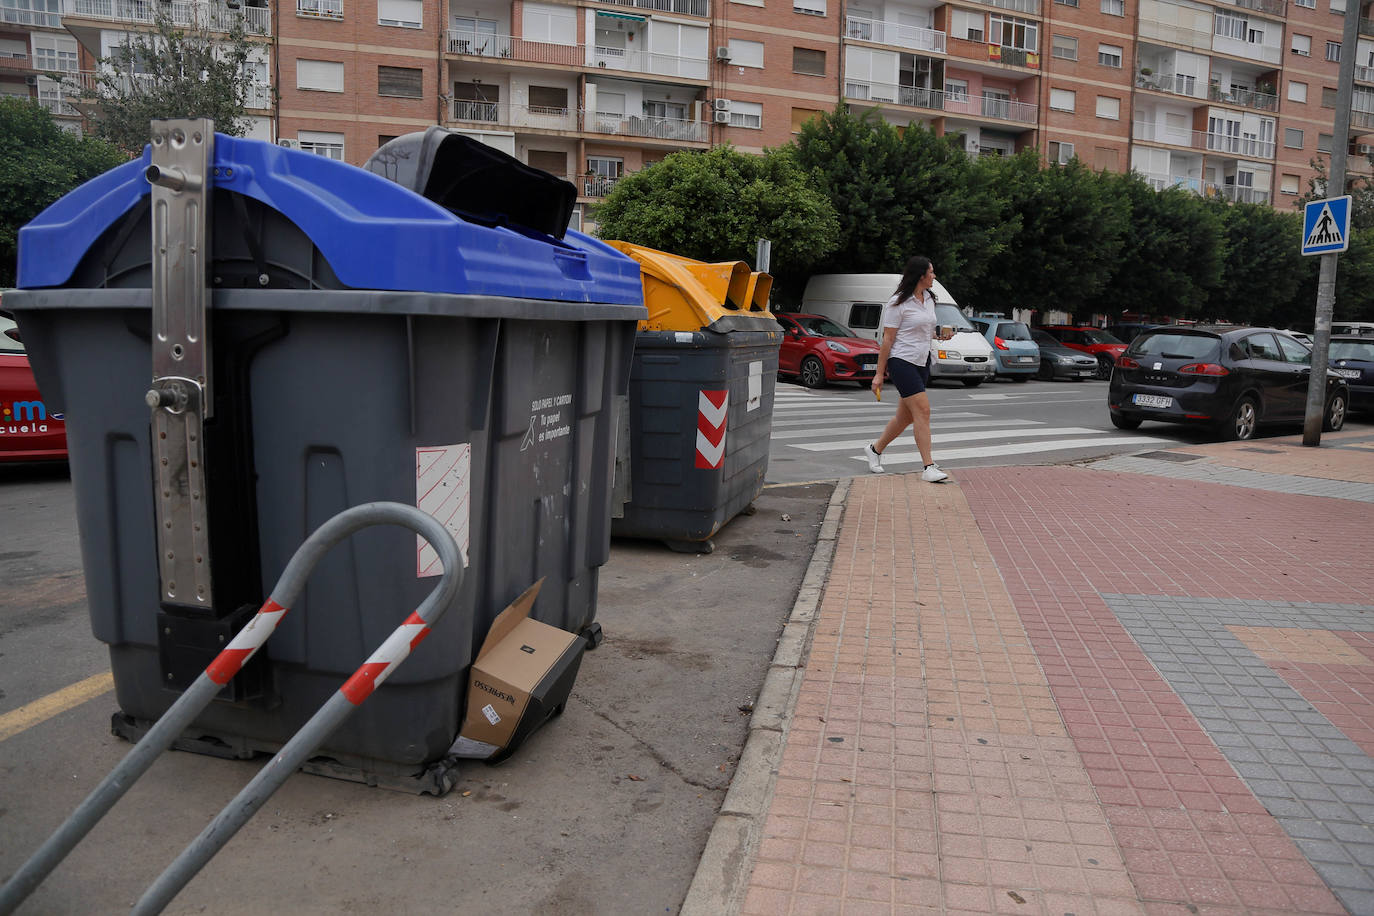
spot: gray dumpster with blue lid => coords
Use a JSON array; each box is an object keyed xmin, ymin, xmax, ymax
[{"xmin": 9, "ymin": 126, "xmax": 645, "ymax": 793}]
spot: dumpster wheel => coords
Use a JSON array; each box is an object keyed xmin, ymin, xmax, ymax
[{"xmin": 664, "ymin": 538, "xmax": 714, "ymax": 555}]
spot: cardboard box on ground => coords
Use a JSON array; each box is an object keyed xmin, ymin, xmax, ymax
[{"xmin": 449, "ymin": 578, "xmax": 585, "ymax": 762}]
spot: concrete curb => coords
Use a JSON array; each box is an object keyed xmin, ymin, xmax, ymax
[{"xmin": 679, "ymin": 478, "xmax": 850, "ymax": 916}]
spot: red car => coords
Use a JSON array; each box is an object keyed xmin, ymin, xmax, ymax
[
  {"xmin": 1036, "ymin": 325, "xmax": 1127, "ymax": 380},
  {"xmin": 776, "ymin": 312, "xmax": 882, "ymax": 388},
  {"xmin": 1, "ymin": 311, "xmax": 67, "ymax": 463}
]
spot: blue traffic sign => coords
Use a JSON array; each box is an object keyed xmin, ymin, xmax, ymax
[{"xmin": 1302, "ymin": 195, "xmax": 1351, "ymax": 256}]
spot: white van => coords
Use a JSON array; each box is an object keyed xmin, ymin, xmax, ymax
[
  {"xmin": 1331, "ymin": 321, "xmax": 1374, "ymax": 337},
  {"xmin": 799, "ymin": 273, "xmax": 996, "ymax": 387}
]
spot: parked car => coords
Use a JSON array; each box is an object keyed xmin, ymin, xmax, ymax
[
  {"xmin": 1029, "ymin": 329, "xmax": 1100, "ymax": 380},
  {"xmin": 1329, "ymin": 335, "xmax": 1374, "ymax": 414},
  {"xmin": 1108, "ymin": 325, "xmax": 1348, "ymax": 440},
  {"xmin": 969, "ymin": 317, "xmax": 1038, "ymax": 381},
  {"xmin": 775, "ymin": 312, "xmax": 882, "ymax": 388},
  {"xmin": 1037, "ymin": 325, "xmax": 1128, "ymax": 379},
  {"xmin": 1, "ymin": 311, "xmax": 68, "ymax": 463},
  {"xmin": 1283, "ymin": 330, "xmax": 1313, "ymax": 347},
  {"xmin": 1105, "ymin": 322, "xmax": 1159, "ymax": 344},
  {"xmin": 1331, "ymin": 321, "xmax": 1374, "ymax": 337}
]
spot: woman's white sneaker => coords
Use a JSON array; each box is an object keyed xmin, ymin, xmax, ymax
[
  {"xmin": 864, "ymin": 444, "xmax": 884, "ymax": 474},
  {"xmin": 921, "ymin": 464, "xmax": 949, "ymax": 483}
]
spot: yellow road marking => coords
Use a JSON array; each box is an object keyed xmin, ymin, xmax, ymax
[{"xmin": 0, "ymin": 672, "xmax": 114, "ymax": 742}]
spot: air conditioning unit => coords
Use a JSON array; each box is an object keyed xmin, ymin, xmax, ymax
[
  {"xmin": 715, "ymin": 46, "xmax": 732, "ymax": 61},
  {"xmin": 278, "ymin": 138, "xmax": 301, "ymax": 149},
  {"xmin": 713, "ymin": 109, "xmax": 731, "ymax": 124},
  {"xmin": 1357, "ymin": 143, "xmax": 1374, "ymax": 155},
  {"xmin": 712, "ymin": 98, "xmax": 731, "ymax": 112},
  {"xmin": 25, "ymin": 75, "xmax": 37, "ymax": 86}
]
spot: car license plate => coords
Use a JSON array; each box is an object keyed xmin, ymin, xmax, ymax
[
  {"xmin": 1133, "ymin": 394, "xmax": 1173, "ymax": 408},
  {"xmin": 1334, "ymin": 368, "xmax": 1361, "ymax": 379},
  {"xmin": 1017, "ymin": 356, "xmax": 1037, "ymax": 364},
  {"xmin": 1078, "ymin": 370, "xmax": 1095, "ymax": 377}
]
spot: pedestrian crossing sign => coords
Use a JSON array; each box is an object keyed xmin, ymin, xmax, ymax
[{"xmin": 1302, "ymin": 195, "xmax": 1351, "ymax": 256}]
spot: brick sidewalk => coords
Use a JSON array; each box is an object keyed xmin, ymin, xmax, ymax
[{"xmin": 734, "ymin": 436, "xmax": 1372, "ymax": 915}]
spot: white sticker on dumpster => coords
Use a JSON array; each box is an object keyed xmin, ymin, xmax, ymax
[
  {"xmin": 524, "ymin": 393, "xmax": 573, "ymax": 449},
  {"xmin": 747, "ymin": 361, "xmax": 762, "ymax": 412},
  {"xmin": 675, "ymin": 332, "xmax": 694, "ymax": 343},
  {"xmin": 482, "ymin": 703, "xmax": 501, "ymax": 725},
  {"xmin": 416, "ymin": 443, "xmax": 471, "ymax": 576}
]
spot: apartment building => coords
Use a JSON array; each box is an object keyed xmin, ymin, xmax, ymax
[{"xmin": 1, "ymin": 0, "xmax": 1371, "ymax": 226}]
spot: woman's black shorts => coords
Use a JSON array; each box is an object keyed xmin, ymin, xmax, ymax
[{"xmin": 887, "ymin": 356, "xmax": 930, "ymax": 398}]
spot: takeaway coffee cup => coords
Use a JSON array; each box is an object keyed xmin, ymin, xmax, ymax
[{"xmin": 937, "ymin": 325, "xmax": 954, "ymax": 340}]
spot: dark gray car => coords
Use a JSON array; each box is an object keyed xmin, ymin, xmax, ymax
[{"xmin": 1029, "ymin": 328, "xmax": 1099, "ymax": 381}]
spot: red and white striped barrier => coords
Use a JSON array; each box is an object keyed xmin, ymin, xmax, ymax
[{"xmin": 696, "ymin": 389, "xmax": 728, "ymax": 469}]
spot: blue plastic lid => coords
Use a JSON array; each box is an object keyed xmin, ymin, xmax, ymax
[{"xmin": 18, "ymin": 134, "xmax": 643, "ymax": 305}]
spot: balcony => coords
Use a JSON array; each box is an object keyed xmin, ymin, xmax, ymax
[
  {"xmin": 1230, "ymin": 0, "xmax": 1284, "ymax": 15},
  {"xmin": 596, "ymin": 0, "xmax": 708, "ymax": 16},
  {"xmin": 590, "ymin": 110, "xmax": 708, "ymax": 141},
  {"xmin": 0, "ymin": 0, "xmax": 60, "ymax": 25},
  {"xmin": 1207, "ymin": 84, "xmax": 1278, "ymax": 113},
  {"xmin": 0, "ymin": 50, "xmax": 31, "ymax": 73},
  {"xmin": 449, "ymin": 98, "xmax": 580, "ymax": 132},
  {"xmin": 1353, "ymin": 109, "xmax": 1374, "ymax": 130},
  {"xmin": 1133, "ymin": 121, "xmax": 1274, "ymax": 159},
  {"xmin": 845, "ymin": 16, "xmax": 947, "ymax": 53},
  {"xmin": 447, "ymin": 30, "xmax": 583, "ymax": 66},
  {"xmin": 592, "ymin": 45, "xmax": 708, "ymax": 79},
  {"xmin": 985, "ymin": 45, "xmax": 1040, "ymax": 69},
  {"xmin": 65, "ymin": 0, "xmax": 272, "ymax": 35},
  {"xmin": 1136, "ymin": 72, "xmax": 1205, "ymax": 100},
  {"xmin": 1137, "ymin": 19, "xmax": 1211, "ymax": 51},
  {"xmin": 296, "ymin": 0, "xmax": 341, "ymax": 19},
  {"xmin": 962, "ymin": 0, "xmax": 1038, "ymax": 13},
  {"xmin": 1358, "ymin": 65, "xmax": 1374, "ymax": 83},
  {"xmin": 847, "ymin": 80, "xmax": 1037, "ymax": 123},
  {"xmin": 582, "ymin": 174, "xmax": 622, "ymax": 197}
]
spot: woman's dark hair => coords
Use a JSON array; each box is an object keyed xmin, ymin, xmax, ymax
[{"xmin": 893, "ymin": 256, "xmax": 932, "ymax": 303}]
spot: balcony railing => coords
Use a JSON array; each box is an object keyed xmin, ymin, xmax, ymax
[
  {"xmin": 0, "ymin": 51, "xmax": 30, "ymax": 72},
  {"xmin": 847, "ymin": 81, "xmax": 1037, "ymax": 124},
  {"xmin": 1208, "ymin": 84, "xmax": 1279, "ymax": 112},
  {"xmin": 0, "ymin": 2, "xmax": 61, "ymax": 25},
  {"xmin": 592, "ymin": 46, "xmax": 708, "ymax": 79},
  {"xmin": 1136, "ymin": 72, "xmax": 1205, "ymax": 99},
  {"xmin": 590, "ymin": 111, "xmax": 708, "ymax": 141},
  {"xmin": 1362, "ymin": 17, "xmax": 1373, "ymax": 36},
  {"xmin": 1206, "ymin": 132, "xmax": 1274, "ymax": 159},
  {"xmin": 1231, "ymin": 0, "xmax": 1284, "ymax": 15},
  {"xmin": 296, "ymin": 0, "xmax": 341, "ymax": 18},
  {"xmin": 1137, "ymin": 19, "xmax": 1212, "ymax": 51},
  {"xmin": 845, "ymin": 16, "xmax": 947, "ymax": 53},
  {"xmin": 1133, "ymin": 121, "xmax": 1274, "ymax": 159},
  {"xmin": 65, "ymin": 0, "xmax": 272, "ymax": 34},
  {"xmin": 1352, "ymin": 109, "xmax": 1374, "ymax": 130},
  {"xmin": 598, "ymin": 0, "xmax": 707, "ymax": 16},
  {"xmin": 582, "ymin": 174, "xmax": 622, "ymax": 198},
  {"xmin": 449, "ymin": 99, "xmax": 580, "ymax": 132},
  {"xmin": 1212, "ymin": 183, "xmax": 1270, "ymax": 204},
  {"xmin": 1357, "ymin": 65, "xmax": 1374, "ymax": 83},
  {"xmin": 1133, "ymin": 121, "xmax": 1201, "ymax": 147},
  {"xmin": 447, "ymin": 30, "xmax": 584, "ymax": 66}
]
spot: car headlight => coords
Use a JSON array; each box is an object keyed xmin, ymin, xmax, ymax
[
  {"xmin": 936, "ymin": 350, "xmax": 961, "ymax": 360},
  {"xmin": 825, "ymin": 340, "xmax": 851, "ymax": 353},
  {"xmin": 1056, "ymin": 356, "xmax": 1076, "ymax": 365}
]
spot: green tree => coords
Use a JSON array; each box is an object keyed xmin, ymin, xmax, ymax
[
  {"xmin": 791, "ymin": 107, "xmax": 1016, "ymax": 283},
  {"xmin": 1290, "ymin": 158, "xmax": 1374, "ymax": 322},
  {"xmin": 0, "ymin": 98, "xmax": 126, "ymax": 287},
  {"xmin": 1096, "ymin": 173, "xmax": 1224, "ymax": 321},
  {"xmin": 77, "ymin": 9, "xmax": 263, "ymax": 155},
  {"xmin": 964, "ymin": 152, "xmax": 1126, "ymax": 317},
  {"xmin": 1295, "ymin": 157, "xmax": 1374, "ymax": 230},
  {"xmin": 590, "ymin": 145, "xmax": 840, "ymax": 282},
  {"xmin": 1205, "ymin": 199, "xmax": 1308, "ymax": 326}
]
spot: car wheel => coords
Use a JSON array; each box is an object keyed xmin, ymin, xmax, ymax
[
  {"xmin": 961, "ymin": 378, "xmax": 984, "ymax": 388},
  {"xmin": 799, "ymin": 356, "xmax": 826, "ymax": 389},
  {"xmin": 1324, "ymin": 392, "xmax": 1347, "ymax": 431},
  {"xmin": 1037, "ymin": 361, "xmax": 1054, "ymax": 381},
  {"xmin": 1218, "ymin": 395, "xmax": 1259, "ymax": 441},
  {"xmin": 1110, "ymin": 412, "xmax": 1142, "ymax": 430},
  {"xmin": 1094, "ymin": 355, "xmax": 1113, "ymax": 380}
]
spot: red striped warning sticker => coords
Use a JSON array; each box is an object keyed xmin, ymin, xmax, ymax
[
  {"xmin": 696, "ymin": 389, "xmax": 728, "ymax": 469},
  {"xmin": 417, "ymin": 443, "xmax": 471, "ymax": 576}
]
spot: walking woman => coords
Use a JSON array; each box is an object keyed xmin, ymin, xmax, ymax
[{"xmin": 864, "ymin": 255, "xmax": 950, "ymax": 482}]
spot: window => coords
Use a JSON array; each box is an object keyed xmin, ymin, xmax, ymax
[
  {"xmin": 1049, "ymin": 88, "xmax": 1075, "ymax": 111},
  {"xmin": 1098, "ymin": 43, "xmax": 1122, "ymax": 67},
  {"xmin": 1326, "ymin": 41, "xmax": 1341, "ymax": 62},
  {"xmin": 587, "ymin": 156, "xmax": 623, "ymax": 180},
  {"xmin": 1332, "ymin": 0, "xmax": 1346, "ymax": 11},
  {"xmin": 31, "ymin": 34, "xmax": 77, "ymax": 72},
  {"xmin": 793, "ymin": 0, "xmax": 825, "ymax": 15},
  {"xmin": 1281, "ymin": 174, "xmax": 1300, "ymax": 194},
  {"xmin": 522, "ymin": 4, "xmax": 575, "ymax": 44},
  {"xmin": 729, "ymin": 100, "xmax": 762, "ymax": 128},
  {"xmin": 1101, "ymin": 0, "xmax": 1123, "ymax": 13},
  {"xmin": 377, "ymin": 0, "xmax": 420, "ymax": 27},
  {"xmin": 297, "ymin": 0, "xmax": 343, "ymax": 19},
  {"xmin": 945, "ymin": 79, "xmax": 969, "ymax": 102},
  {"xmin": 527, "ymin": 150, "xmax": 566, "ymax": 175},
  {"xmin": 1295, "ymin": 0, "xmax": 1315, "ymax": 6},
  {"xmin": 791, "ymin": 107, "xmax": 822, "ymax": 131},
  {"xmin": 1215, "ymin": 11, "xmax": 1247, "ymax": 40},
  {"xmin": 1053, "ymin": 0, "xmax": 1077, "ymax": 7},
  {"xmin": 1317, "ymin": 133, "xmax": 1333, "ymax": 152},
  {"xmin": 297, "ymin": 59, "xmax": 344, "ymax": 92},
  {"xmin": 1276, "ymin": 334, "xmax": 1311, "ymax": 365},
  {"xmin": 379, "ymin": 134, "xmax": 397, "ymax": 147},
  {"xmin": 1322, "ymin": 87, "xmax": 1337, "ymax": 108},
  {"xmin": 989, "ymin": 14, "xmax": 1037, "ymax": 51},
  {"xmin": 1096, "ymin": 95, "xmax": 1120, "ymax": 119},
  {"xmin": 793, "ymin": 47, "xmax": 825, "ymax": 75},
  {"xmin": 452, "ymin": 82, "xmax": 500, "ymax": 121},
  {"xmin": 1094, "ymin": 146, "xmax": 1118, "ymax": 170},
  {"xmin": 1240, "ymin": 333, "xmax": 1282, "ymax": 361},
  {"xmin": 951, "ymin": 10, "xmax": 984, "ymax": 42},
  {"xmin": 1049, "ymin": 140, "xmax": 1074, "ymax": 163},
  {"xmin": 4, "ymin": 0, "xmax": 60, "ymax": 27},
  {"xmin": 728, "ymin": 38, "xmax": 764, "ymax": 68},
  {"xmin": 297, "ymin": 130, "xmax": 345, "ymax": 159},
  {"xmin": 1052, "ymin": 34, "xmax": 1077, "ymax": 60},
  {"xmin": 378, "ymin": 65, "xmax": 421, "ymax": 98},
  {"xmin": 1284, "ymin": 127, "xmax": 1304, "ymax": 147},
  {"xmin": 1288, "ymin": 81, "xmax": 1307, "ymax": 103},
  {"xmin": 848, "ymin": 304, "xmax": 882, "ymax": 330},
  {"xmin": 1292, "ymin": 34, "xmax": 1311, "ymax": 56},
  {"xmin": 529, "ymin": 85, "xmax": 569, "ymax": 113}
]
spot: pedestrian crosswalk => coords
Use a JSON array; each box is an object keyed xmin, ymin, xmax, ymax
[{"xmin": 769, "ymin": 387, "xmax": 1172, "ymax": 472}]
